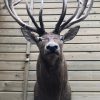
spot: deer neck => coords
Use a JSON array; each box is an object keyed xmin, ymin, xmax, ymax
[
  {"xmin": 39, "ymin": 52, "xmax": 64, "ymax": 71},
  {"xmin": 37, "ymin": 53, "xmax": 67, "ymax": 96}
]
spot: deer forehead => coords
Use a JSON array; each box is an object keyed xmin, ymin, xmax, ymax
[
  {"xmin": 40, "ymin": 34, "xmax": 63, "ymax": 48},
  {"xmin": 42, "ymin": 34, "xmax": 60, "ymax": 40}
]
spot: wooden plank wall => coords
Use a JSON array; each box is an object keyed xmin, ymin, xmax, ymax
[{"xmin": 0, "ymin": 0, "xmax": 100, "ymax": 100}]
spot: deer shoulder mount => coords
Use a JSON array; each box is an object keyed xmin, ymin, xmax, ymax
[{"xmin": 4, "ymin": 0, "xmax": 93, "ymax": 100}]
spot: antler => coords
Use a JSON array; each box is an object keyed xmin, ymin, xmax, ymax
[
  {"xmin": 53, "ymin": 0, "xmax": 67, "ymax": 34},
  {"xmin": 3, "ymin": 0, "xmax": 21, "ymax": 8},
  {"xmin": 53, "ymin": 0, "xmax": 93, "ymax": 34},
  {"xmin": 4, "ymin": 0, "xmax": 45, "ymax": 36},
  {"xmin": 4, "ymin": 0, "xmax": 93, "ymax": 35},
  {"xmin": 39, "ymin": 0, "xmax": 45, "ymax": 33}
]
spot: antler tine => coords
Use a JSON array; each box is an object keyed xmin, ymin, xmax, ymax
[
  {"xmin": 3, "ymin": 0, "xmax": 21, "ymax": 9},
  {"xmin": 65, "ymin": 0, "xmax": 93, "ymax": 28},
  {"xmin": 74, "ymin": 0, "xmax": 88, "ymax": 19},
  {"xmin": 60, "ymin": 0, "xmax": 93, "ymax": 32},
  {"xmin": 39, "ymin": 0, "xmax": 45, "ymax": 34},
  {"xmin": 26, "ymin": 0, "xmax": 40, "ymax": 31},
  {"xmin": 59, "ymin": 0, "xmax": 80, "ymax": 32},
  {"xmin": 13, "ymin": 0, "xmax": 22, "ymax": 6},
  {"xmin": 53, "ymin": 0, "xmax": 67, "ymax": 34},
  {"xmin": 4, "ymin": 0, "xmax": 38, "ymax": 33}
]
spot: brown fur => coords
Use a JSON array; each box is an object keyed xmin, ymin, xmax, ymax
[{"xmin": 34, "ymin": 34, "xmax": 71, "ymax": 100}]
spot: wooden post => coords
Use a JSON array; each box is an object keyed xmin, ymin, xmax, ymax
[{"xmin": 23, "ymin": 0, "xmax": 33, "ymax": 100}]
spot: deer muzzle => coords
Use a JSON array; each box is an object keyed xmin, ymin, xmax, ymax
[{"xmin": 45, "ymin": 41, "xmax": 60, "ymax": 55}]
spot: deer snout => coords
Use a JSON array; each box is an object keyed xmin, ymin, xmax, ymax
[
  {"xmin": 46, "ymin": 45, "xmax": 58, "ymax": 51},
  {"xmin": 45, "ymin": 42, "xmax": 59, "ymax": 54}
]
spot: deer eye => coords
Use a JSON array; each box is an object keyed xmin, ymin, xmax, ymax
[
  {"xmin": 37, "ymin": 37, "xmax": 43, "ymax": 42},
  {"xmin": 60, "ymin": 36, "xmax": 64, "ymax": 41}
]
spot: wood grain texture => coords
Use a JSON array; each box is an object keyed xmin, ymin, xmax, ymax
[
  {"xmin": 0, "ymin": 52, "xmax": 100, "ymax": 61},
  {"xmin": 0, "ymin": 71, "xmax": 100, "ymax": 81},
  {"xmin": 0, "ymin": 92, "xmax": 100, "ymax": 100},
  {"xmin": 0, "ymin": 44, "xmax": 100, "ymax": 53},
  {"xmin": 0, "ymin": 81, "xmax": 100, "ymax": 92},
  {"xmin": 0, "ymin": 21, "xmax": 100, "ymax": 29},
  {"xmin": 0, "ymin": 0, "xmax": 99, "ymax": 3},
  {"xmin": 0, "ymin": 61, "xmax": 100, "ymax": 71},
  {"xmin": 0, "ymin": 8, "xmax": 99, "ymax": 15},
  {"xmin": 0, "ymin": 14, "xmax": 100, "ymax": 22},
  {"xmin": 1, "ymin": 2, "xmax": 100, "ymax": 9},
  {"xmin": 0, "ymin": 28, "xmax": 100, "ymax": 36},
  {"xmin": 0, "ymin": 36, "xmax": 100, "ymax": 44}
]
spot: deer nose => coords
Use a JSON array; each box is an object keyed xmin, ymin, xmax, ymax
[{"xmin": 46, "ymin": 44, "xmax": 59, "ymax": 52}]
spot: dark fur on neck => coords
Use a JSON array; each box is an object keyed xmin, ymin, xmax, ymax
[{"xmin": 36, "ymin": 54, "xmax": 68, "ymax": 97}]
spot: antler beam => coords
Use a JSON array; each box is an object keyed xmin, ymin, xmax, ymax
[
  {"xmin": 4, "ymin": 0, "xmax": 45, "ymax": 36},
  {"xmin": 53, "ymin": 0, "xmax": 93, "ymax": 34},
  {"xmin": 39, "ymin": 0, "xmax": 45, "ymax": 33},
  {"xmin": 60, "ymin": 0, "xmax": 93, "ymax": 30},
  {"xmin": 53, "ymin": 0, "xmax": 67, "ymax": 34},
  {"xmin": 4, "ymin": 0, "xmax": 93, "ymax": 35}
]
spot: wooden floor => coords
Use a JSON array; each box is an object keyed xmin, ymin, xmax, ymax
[{"xmin": 0, "ymin": 0, "xmax": 100, "ymax": 100}]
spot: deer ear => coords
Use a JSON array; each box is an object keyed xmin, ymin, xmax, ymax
[
  {"xmin": 21, "ymin": 27, "xmax": 38, "ymax": 44},
  {"xmin": 63, "ymin": 26, "xmax": 80, "ymax": 42}
]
